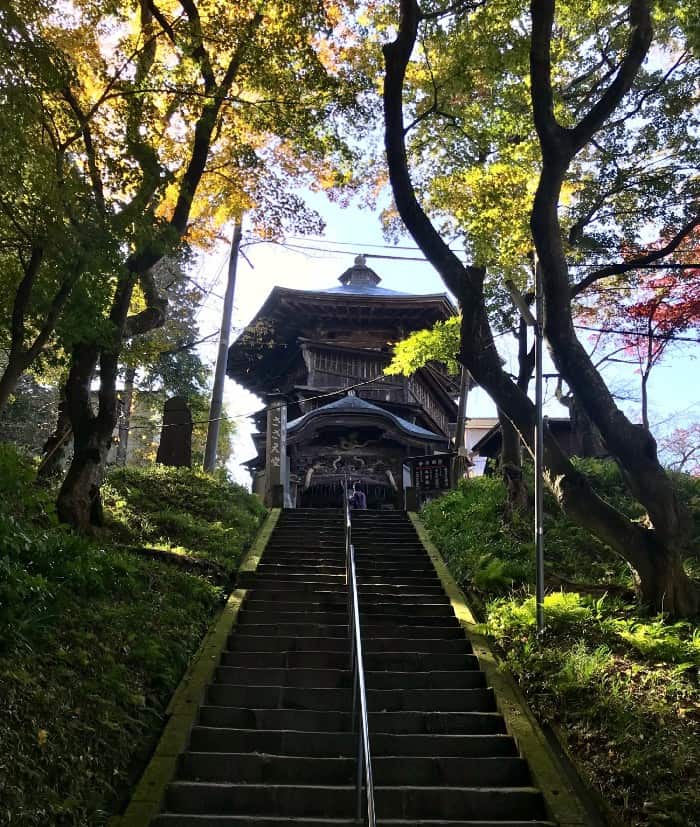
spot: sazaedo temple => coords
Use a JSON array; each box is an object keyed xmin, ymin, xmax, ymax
[{"xmin": 227, "ymin": 256, "xmax": 459, "ymax": 508}]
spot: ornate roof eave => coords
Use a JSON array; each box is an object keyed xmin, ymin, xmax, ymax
[
  {"xmin": 248, "ymin": 284, "xmax": 456, "ymax": 317},
  {"xmin": 227, "ymin": 285, "xmax": 456, "ymax": 394},
  {"xmin": 287, "ymin": 394, "xmax": 447, "ymax": 446}
]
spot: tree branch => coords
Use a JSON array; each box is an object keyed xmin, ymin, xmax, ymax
[
  {"xmin": 382, "ymin": 0, "xmax": 480, "ymax": 299},
  {"xmin": 169, "ymin": 9, "xmax": 263, "ymax": 235},
  {"xmin": 570, "ymin": 0, "xmax": 652, "ymax": 152},
  {"xmin": 146, "ymin": 0, "xmax": 178, "ymax": 44},
  {"xmin": 571, "ymin": 213, "xmax": 700, "ymax": 296},
  {"xmin": 9, "ymin": 246, "xmax": 44, "ymax": 355},
  {"xmin": 61, "ymin": 88, "xmax": 106, "ymax": 215},
  {"xmin": 529, "ymin": 0, "xmax": 571, "ymax": 160}
]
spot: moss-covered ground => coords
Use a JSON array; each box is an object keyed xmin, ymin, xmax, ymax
[
  {"xmin": 0, "ymin": 446, "xmax": 265, "ymax": 826},
  {"xmin": 421, "ymin": 461, "xmax": 700, "ymax": 827}
]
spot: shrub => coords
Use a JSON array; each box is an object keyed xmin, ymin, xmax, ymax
[{"xmin": 0, "ymin": 444, "xmax": 266, "ymax": 825}]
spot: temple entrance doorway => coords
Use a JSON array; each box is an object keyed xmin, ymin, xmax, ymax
[{"xmin": 298, "ymin": 478, "xmax": 398, "ymax": 509}]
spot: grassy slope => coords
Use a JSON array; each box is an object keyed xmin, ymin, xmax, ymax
[
  {"xmin": 0, "ymin": 446, "xmax": 265, "ymax": 826},
  {"xmin": 421, "ymin": 462, "xmax": 700, "ymax": 827}
]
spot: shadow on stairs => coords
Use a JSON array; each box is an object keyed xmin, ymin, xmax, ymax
[{"xmin": 149, "ymin": 509, "xmax": 563, "ymax": 826}]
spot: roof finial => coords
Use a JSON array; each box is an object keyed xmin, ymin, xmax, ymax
[{"xmin": 338, "ymin": 254, "xmax": 381, "ymax": 288}]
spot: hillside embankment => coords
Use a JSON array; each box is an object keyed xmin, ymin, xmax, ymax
[
  {"xmin": 0, "ymin": 446, "xmax": 265, "ymax": 826},
  {"xmin": 421, "ymin": 462, "xmax": 700, "ymax": 827}
]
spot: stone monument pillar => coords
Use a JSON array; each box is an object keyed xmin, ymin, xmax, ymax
[
  {"xmin": 264, "ymin": 393, "xmax": 287, "ymax": 507},
  {"xmin": 156, "ymin": 396, "xmax": 193, "ymax": 467}
]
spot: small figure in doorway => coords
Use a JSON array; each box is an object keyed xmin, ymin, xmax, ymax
[{"xmin": 349, "ymin": 482, "xmax": 367, "ymax": 510}]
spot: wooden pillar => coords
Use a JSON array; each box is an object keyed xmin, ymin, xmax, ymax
[{"xmin": 265, "ymin": 393, "xmax": 287, "ymax": 508}]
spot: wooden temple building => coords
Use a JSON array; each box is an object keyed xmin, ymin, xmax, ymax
[{"xmin": 227, "ymin": 256, "xmax": 459, "ymax": 508}]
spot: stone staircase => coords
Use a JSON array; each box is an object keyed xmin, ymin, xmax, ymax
[{"xmin": 151, "ymin": 509, "xmax": 555, "ymax": 826}]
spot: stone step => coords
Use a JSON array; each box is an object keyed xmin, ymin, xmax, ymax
[
  {"xmin": 220, "ymin": 650, "xmax": 478, "ymax": 671},
  {"xmin": 268, "ymin": 532, "xmax": 422, "ymax": 539},
  {"xmin": 154, "ymin": 817, "xmax": 555, "ymax": 827},
  {"xmin": 178, "ymin": 752, "xmax": 530, "ymax": 787},
  {"xmin": 248, "ymin": 575, "xmax": 444, "ymax": 588},
  {"xmin": 259, "ymin": 559, "xmax": 432, "ymax": 570},
  {"xmin": 353, "ymin": 538, "xmax": 429, "ymax": 544},
  {"xmin": 276, "ymin": 542, "xmax": 428, "ymax": 549},
  {"xmin": 354, "ymin": 535, "xmax": 427, "ymax": 540},
  {"xmin": 242, "ymin": 599, "xmax": 453, "ymax": 616},
  {"xmin": 259, "ymin": 568, "xmax": 438, "ymax": 580},
  {"xmin": 254, "ymin": 566, "xmax": 438, "ymax": 579},
  {"xmin": 195, "ymin": 708, "xmax": 507, "ymax": 735},
  {"xmin": 253, "ymin": 569, "xmax": 440, "ymax": 583},
  {"xmin": 205, "ymin": 685, "xmax": 496, "ymax": 713},
  {"xmin": 214, "ymin": 667, "xmax": 485, "ymax": 691},
  {"xmin": 256, "ymin": 563, "xmax": 345, "ymax": 573},
  {"xmin": 188, "ymin": 727, "xmax": 519, "ymax": 758},
  {"xmin": 228, "ymin": 635, "xmax": 469, "ymax": 653},
  {"xmin": 164, "ymin": 783, "xmax": 545, "ymax": 820},
  {"xmin": 249, "ymin": 585, "xmax": 447, "ymax": 600},
  {"xmin": 236, "ymin": 610, "xmax": 455, "ymax": 626},
  {"xmin": 248, "ymin": 583, "xmax": 446, "ymax": 597},
  {"xmin": 148, "ymin": 511, "xmax": 551, "ymax": 827},
  {"xmin": 259, "ymin": 554, "xmax": 433, "ymax": 566},
  {"xmin": 226, "ymin": 623, "xmax": 465, "ymax": 640},
  {"xmin": 266, "ymin": 541, "xmax": 425, "ymax": 549}
]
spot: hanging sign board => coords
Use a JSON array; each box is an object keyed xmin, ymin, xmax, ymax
[{"xmin": 406, "ymin": 453, "xmax": 454, "ymax": 491}]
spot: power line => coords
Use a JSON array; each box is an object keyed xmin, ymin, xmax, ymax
[
  {"xmin": 283, "ymin": 236, "xmax": 468, "ymax": 253},
  {"xmin": 254, "ymin": 238, "xmax": 700, "ymax": 269},
  {"xmin": 285, "ymin": 244, "xmax": 430, "ymax": 262}
]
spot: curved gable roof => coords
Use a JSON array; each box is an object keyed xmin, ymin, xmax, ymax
[{"xmin": 287, "ymin": 394, "xmax": 446, "ymax": 443}]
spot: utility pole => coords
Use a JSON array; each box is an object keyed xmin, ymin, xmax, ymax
[
  {"xmin": 505, "ymin": 265, "xmax": 545, "ymax": 635},
  {"xmin": 203, "ymin": 217, "xmax": 243, "ymax": 473}
]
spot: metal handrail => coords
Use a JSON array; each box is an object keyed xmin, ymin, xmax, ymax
[{"xmin": 344, "ymin": 479, "xmax": 376, "ymax": 826}]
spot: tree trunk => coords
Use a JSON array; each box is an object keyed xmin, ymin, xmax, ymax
[
  {"xmin": 500, "ymin": 314, "xmax": 534, "ymax": 513},
  {"xmin": 37, "ymin": 382, "xmax": 73, "ymax": 481},
  {"xmin": 56, "ymin": 344, "xmax": 109, "ymax": 530},
  {"xmin": 382, "ymin": 0, "xmax": 699, "ymax": 615},
  {"xmin": 641, "ymin": 367, "xmax": 651, "ymax": 432},
  {"xmin": 500, "ymin": 409, "xmax": 528, "ymax": 516},
  {"xmin": 56, "ymin": 424, "xmax": 111, "ymax": 529},
  {"xmin": 0, "ymin": 359, "xmax": 24, "ymax": 413},
  {"xmin": 116, "ymin": 367, "xmax": 136, "ymax": 466},
  {"xmin": 555, "ymin": 381, "xmax": 606, "ymax": 458},
  {"xmin": 528, "ymin": 0, "xmax": 693, "ymax": 578},
  {"xmin": 57, "ymin": 272, "xmax": 137, "ymax": 530}
]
